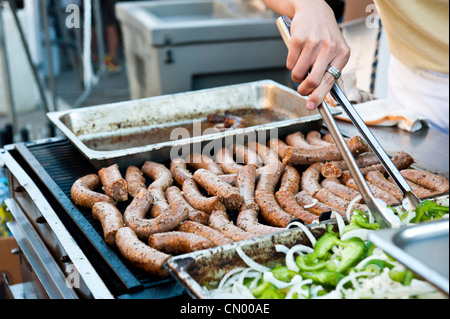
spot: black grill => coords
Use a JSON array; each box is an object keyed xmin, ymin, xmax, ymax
[{"xmin": 11, "ymin": 137, "xmax": 187, "ymax": 299}]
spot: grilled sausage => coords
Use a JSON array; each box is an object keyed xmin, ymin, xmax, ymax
[
  {"xmin": 92, "ymin": 202, "xmax": 124, "ymax": 246},
  {"xmin": 209, "ymin": 210, "xmax": 258, "ymax": 241},
  {"xmin": 388, "ymin": 177, "xmax": 438, "ymax": 199},
  {"xmin": 314, "ymin": 188, "xmax": 368, "ymax": 213},
  {"xmin": 236, "ymin": 208, "xmax": 285, "ymax": 235},
  {"xmin": 340, "ymin": 152, "xmax": 414, "ymax": 184},
  {"xmin": 274, "ymin": 165, "xmax": 320, "ymax": 224},
  {"xmin": 98, "ymin": 164, "xmax": 128, "ymax": 202},
  {"xmin": 345, "ymin": 179, "xmax": 400, "ymax": 206},
  {"xmin": 148, "ymin": 232, "xmax": 215, "ymax": 255},
  {"xmin": 166, "ymin": 186, "xmax": 210, "ymax": 224},
  {"xmin": 268, "ymin": 138, "xmax": 290, "ymax": 160},
  {"xmin": 148, "ymin": 187, "xmax": 169, "ymax": 218},
  {"xmin": 306, "ymin": 131, "xmax": 332, "ymax": 147},
  {"xmin": 187, "ymin": 153, "xmax": 224, "ymax": 176},
  {"xmin": 142, "ymin": 161, "xmax": 173, "ymax": 191},
  {"xmin": 115, "ymin": 227, "xmax": 170, "ymax": 277},
  {"xmin": 255, "ymin": 191, "xmax": 294, "ymax": 228},
  {"xmin": 279, "ymin": 166, "xmax": 301, "ymax": 194},
  {"xmin": 177, "ymin": 221, "xmax": 234, "ymax": 246},
  {"xmin": 125, "ymin": 166, "xmax": 147, "ymax": 198},
  {"xmin": 301, "ymin": 162, "xmax": 324, "ymax": 196},
  {"xmin": 123, "ymin": 189, "xmax": 189, "ymax": 241},
  {"xmin": 283, "ymin": 135, "xmax": 369, "ymax": 166},
  {"xmin": 237, "ymin": 165, "xmax": 259, "ymax": 211},
  {"xmin": 295, "ymin": 191, "xmax": 346, "ymax": 217},
  {"xmin": 218, "ymin": 174, "xmax": 238, "ymax": 186},
  {"xmin": 400, "ymin": 169, "xmax": 449, "ymax": 194},
  {"xmin": 194, "ymin": 169, "xmax": 244, "ymax": 211},
  {"xmin": 71, "ymin": 174, "xmax": 116, "ymax": 209},
  {"xmin": 233, "ymin": 144, "xmax": 264, "ymax": 168},
  {"xmin": 247, "ymin": 141, "xmax": 280, "ymax": 164},
  {"xmin": 170, "ymin": 158, "xmax": 194, "ymax": 186},
  {"xmin": 275, "ymin": 190, "xmax": 320, "ymax": 224},
  {"xmin": 216, "ymin": 147, "xmax": 242, "ymax": 175},
  {"xmin": 182, "ymin": 178, "xmax": 226, "ymax": 214},
  {"xmin": 321, "ymin": 153, "xmax": 380, "ymax": 179},
  {"xmin": 285, "ymin": 131, "xmax": 316, "ymax": 149},
  {"xmin": 256, "ymin": 157, "xmax": 286, "ymax": 194},
  {"xmin": 321, "ymin": 179, "xmax": 363, "ymax": 203},
  {"xmin": 366, "ymin": 171, "xmax": 403, "ymax": 202}
]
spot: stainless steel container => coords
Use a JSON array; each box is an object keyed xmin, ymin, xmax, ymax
[{"xmin": 48, "ymin": 80, "xmax": 334, "ymax": 170}]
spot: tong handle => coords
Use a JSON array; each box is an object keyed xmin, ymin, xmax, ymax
[{"xmin": 276, "ymin": 16, "xmax": 403, "ymax": 228}]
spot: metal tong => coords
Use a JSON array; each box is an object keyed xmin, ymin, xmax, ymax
[{"xmin": 277, "ymin": 16, "xmax": 421, "ymax": 229}]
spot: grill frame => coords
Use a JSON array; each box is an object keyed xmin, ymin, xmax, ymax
[{"xmin": 6, "ymin": 137, "xmax": 187, "ymax": 299}]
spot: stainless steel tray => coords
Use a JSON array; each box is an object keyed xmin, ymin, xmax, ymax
[
  {"xmin": 48, "ymin": 80, "xmax": 335, "ymax": 170},
  {"xmin": 166, "ymin": 195, "xmax": 449, "ymax": 299}
]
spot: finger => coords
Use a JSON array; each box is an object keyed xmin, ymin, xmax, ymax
[
  {"xmin": 290, "ymin": 45, "xmax": 319, "ymax": 85},
  {"xmin": 306, "ymin": 49, "xmax": 350, "ymax": 110},
  {"xmin": 297, "ymin": 49, "xmax": 335, "ymax": 97}
]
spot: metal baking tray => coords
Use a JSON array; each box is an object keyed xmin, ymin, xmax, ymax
[
  {"xmin": 166, "ymin": 194, "xmax": 449, "ymax": 299},
  {"xmin": 48, "ymin": 80, "xmax": 336, "ymax": 170}
]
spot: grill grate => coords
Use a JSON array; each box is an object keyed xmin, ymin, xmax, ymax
[{"xmin": 13, "ymin": 138, "xmax": 186, "ymax": 299}]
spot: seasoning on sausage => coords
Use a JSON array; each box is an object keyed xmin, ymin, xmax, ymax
[
  {"xmin": 256, "ymin": 157, "xmax": 286, "ymax": 194},
  {"xmin": 400, "ymin": 169, "xmax": 449, "ymax": 194},
  {"xmin": 247, "ymin": 141, "xmax": 280, "ymax": 164},
  {"xmin": 170, "ymin": 158, "xmax": 194, "ymax": 186},
  {"xmin": 314, "ymin": 188, "xmax": 368, "ymax": 213},
  {"xmin": 321, "ymin": 179, "xmax": 363, "ymax": 203},
  {"xmin": 98, "ymin": 164, "xmax": 128, "ymax": 202},
  {"xmin": 125, "ymin": 166, "xmax": 147, "ymax": 198},
  {"xmin": 237, "ymin": 165, "xmax": 259, "ymax": 211},
  {"xmin": 115, "ymin": 227, "xmax": 171, "ymax": 277},
  {"xmin": 142, "ymin": 161, "xmax": 173, "ymax": 191},
  {"xmin": 285, "ymin": 131, "xmax": 316, "ymax": 149},
  {"xmin": 166, "ymin": 186, "xmax": 211, "ymax": 225},
  {"xmin": 366, "ymin": 171, "xmax": 403, "ymax": 202},
  {"xmin": 255, "ymin": 191, "xmax": 294, "ymax": 228},
  {"xmin": 148, "ymin": 187, "xmax": 169, "ymax": 218},
  {"xmin": 306, "ymin": 131, "xmax": 332, "ymax": 147},
  {"xmin": 283, "ymin": 135, "xmax": 369, "ymax": 166},
  {"xmin": 236, "ymin": 208, "xmax": 285, "ymax": 235},
  {"xmin": 187, "ymin": 153, "xmax": 224, "ymax": 176},
  {"xmin": 295, "ymin": 191, "xmax": 346, "ymax": 217},
  {"xmin": 194, "ymin": 169, "xmax": 244, "ymax": 211},
  {"xmin": 233, "ymin": 144, "xmax": 264, "ymax": 168},
  {"xmin": 321, "ymin": 153, "xmax": 380, "ymax": 180},
  {"xmin": 123, "ymin": 188, "xmax": 189, "ymax": 241},
  {"xmin": 275, "ymin": 190, "xmax": 320, "ymax": 224},
  {"xmin": 209, "ymin": 210, "xmax": 258, "ymax": 241},
  {"xmin": 71, "ymin": 174, "xmax": 116, "ymax": 209},
  {"xmin": 216, "ymin": 147, "xmax": 242, "ymax": 175},
  {"xmin": 148, "ymin": 231, "xmax": 215, "ymax": 255},
  {"xmin": 340, "ymin": 152, "xmax": 414, "ymax": 184},
  {"xmin": 388, "ymin": 176, "xmax": 438, "ymax": 199},
  {"xmin": 301, "ymin": 162, "xmax": 324, "ymax": 196},
  {"xmin": 182, "ymin": 178, "xmax": 226, "ymax": 214},
  {"xmin": 92, "ymin": 202, "xmax": 124, "ymax": 246},
  {"xmin": 268, "ymin": 138, "xmax": 290, "ymax": 160},
  {"xmin": 345, "ymin": 179, "xmax": 400, "ymax": 206},
  {"xmin": 177, "ymin": 221, "xmax": 234, "ymax": 246}
]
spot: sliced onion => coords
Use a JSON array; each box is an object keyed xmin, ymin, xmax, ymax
[
  {"xmin": 332, "ymin": 211, "xmax": 346, "ymax": 238},
  {"xmin": 236, "ymin": 246, "xmax": 270, "ymax": 273},
  {"xmin": 303, "ymin": 198, "xmax": 318, "ymax": 209},
  {"xmin": 217, "ymin": 267, "xmax": 246, "ymax": 290},
  {"xmin": 346, "ymin": 195, "xmax": 362, "ymax": 221},
  {"xmin": 275, "ymin": 244, "xmax": 290, "ymax": 254},
  {"xmin": 341, "ymin": 228, "xmax": 371, "ymax": 241},
  {"xmin": 287, "ymin": 222, "xmax": 317, "ymax": 247},
  {"xmin": 263, "ymin": 272, "xmax": 302, "ymax": 289},
  {"xmin": 285, "ymin": 244, "xmax": 315, "ymax": 272},
  {"xmin": 285, "ymin": 279, "xmax": 313, "ymax": 299}
]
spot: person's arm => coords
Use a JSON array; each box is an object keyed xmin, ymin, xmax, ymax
[{"xmin": 263, "ymin": 0, "xmax": 351, "ymax": 110}]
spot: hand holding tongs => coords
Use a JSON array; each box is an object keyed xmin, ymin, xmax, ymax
[{"xmin": 276, "ymin": 16, "xmax": 421, "ymax": 229}]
